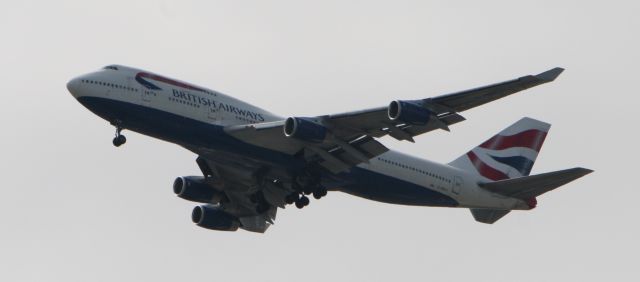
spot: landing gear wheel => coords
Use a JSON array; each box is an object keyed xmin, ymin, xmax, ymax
[
  {"xmin": 112, "ymin": 123, "xmax": 126, "ymax": 147},
  {"xmin": 295, "ymin": 195, "xmax": 310, "ymax": 209},
  {"xmin": 300, "ymin": 195, "xmax": 309, "ymax": 206},
  {"xmin": 112, "ymin": 135, "xmax": 126, "ymax": 147},
  {"xmin": 312, "ymin": 186, "xmax": 327, "ymax": 199}
]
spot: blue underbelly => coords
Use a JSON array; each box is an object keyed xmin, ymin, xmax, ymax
[
  {"xmin": 76, "ymin": 96, "xmax": 458, "ymax": 207},
  {"xmin": 338, "ymin": 167, "xmax": 458, "ymax": 207},
  {"xmin": 77, "ymin": 96, "xmax": 297, "ymax": 167}
]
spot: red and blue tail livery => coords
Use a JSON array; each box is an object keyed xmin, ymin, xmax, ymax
[
  {"xmin": 451, "ymin": 117, "xmax": 550, "ymax": 181},
  {"xmin": 66, "ymin": 65, "xmax": 591, "ymax": 232}
]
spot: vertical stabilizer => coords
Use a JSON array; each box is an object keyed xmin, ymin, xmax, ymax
[{"xmin": 449, "ymin": 117, "xmax": 550, "ymax": 181}]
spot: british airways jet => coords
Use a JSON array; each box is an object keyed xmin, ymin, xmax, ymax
[{"xmin": 67, "ymin": 65, "xmax": 592, "ymax": 233}]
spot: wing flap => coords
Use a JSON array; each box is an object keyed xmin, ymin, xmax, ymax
[
  {"xmin": 328, "ymin": 136, "xmax": 388, "ymax": 166},
  {"xmin": 401, "ymin": 112, "xmax": 466, "ymax": 137}
]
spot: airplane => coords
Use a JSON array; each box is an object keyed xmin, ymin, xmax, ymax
[{"xmin": 66, "ymin": 65, "xmax": 592, "ymax": 233}]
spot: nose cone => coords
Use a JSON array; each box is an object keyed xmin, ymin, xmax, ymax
[{"xmin": 66, "ymin": 77, "xmax": 81, "ymax": 98}]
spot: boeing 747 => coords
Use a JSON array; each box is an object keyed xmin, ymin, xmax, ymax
[{"xmin": 67, "ymin": 65, "xmax": 591, "ymax": 232}]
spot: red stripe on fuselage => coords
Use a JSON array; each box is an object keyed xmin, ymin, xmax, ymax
[
  {"xmin": 479, "ymin": 129, "xmax": 547, "ymax": 152},
  {"xmin": 467, "ymin": 151, "xmax": 509, "ymax": 181},
  {"xmin": 138, "ymin": 72, "xmax": 208, "ymax": 92}
]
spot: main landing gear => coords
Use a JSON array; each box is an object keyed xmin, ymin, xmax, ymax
[
  {"xmin": 295, "ymin": 195, "xmax": 310, "ymax": 209},
  {"xmin": 112, "ymin": 123, "xmax": 127, "ymax": 147},
  {"xmin": 312, "ymin": 187, "xmax": 328, "ymax": 200},
  {"xmin": 285, "ymin": 193, "xmax": 312, "ymax": 209},
  {"xmin": 284, "ymin": 174, "xmax": 329, "ymax": 209}
]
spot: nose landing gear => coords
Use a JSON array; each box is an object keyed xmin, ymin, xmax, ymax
[
  {"xmin": 113, "ymin": 134, "xmax": 126, "ymax": 147},
  {"xmin": 112, "ymin": 123, "xmax": 127, "ymax": 147}
]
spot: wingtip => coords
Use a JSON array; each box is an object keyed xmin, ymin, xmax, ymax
[
  {"xmin": 574, "ymin": 167, "xmax": 594, "ymax": 176},
  {"xmin": 582, "ymin": 168, "xmax": 594, "ymax": 174},
  {"xmin": 536, "ymin": 67, "xmax": 565, "ymax": 82}
]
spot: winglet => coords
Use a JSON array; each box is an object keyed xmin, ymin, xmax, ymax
[{"xmin": 535, "ymin": 67, "xmax": 565, "ymax": 82}]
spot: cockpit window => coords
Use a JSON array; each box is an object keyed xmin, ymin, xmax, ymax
[{"xmin": 103, "ymin": 65, "xmax": 119, "ymax": 70}]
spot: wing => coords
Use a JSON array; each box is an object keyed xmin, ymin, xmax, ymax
[
  {"xmin": 226, "ymin": 68, "xmax": 563, "ymax": 173},
  {"xmin": 429, "ymin": 67, "xmax": 564, "ymax": 112},
  {"xmin": 187, "ymin": 155, "xmax": 294, "ymax": 233},
  {"xmin": 324, "ymin": 67, "xmax": 564, "ymax": 142}
]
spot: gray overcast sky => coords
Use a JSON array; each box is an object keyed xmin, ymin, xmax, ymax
[{"xmin": 1, "ymin": 1, "xmax": 638, "ymax": 281}]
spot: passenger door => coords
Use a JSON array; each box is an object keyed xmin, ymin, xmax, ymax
[
  {"xmin": 206, "ymin": 104, "xmax": 220, "ymax": 123},
  {"xmin": 453, "ymin": 176, "xmax": 463, "ymax": 195},
  {"xmin": 123, "ymin": 77, "xmax": 135, "ymax": 101},
  {"xmin": 141, "ymin": 88, "xmax": 154, "ymax": 104}
]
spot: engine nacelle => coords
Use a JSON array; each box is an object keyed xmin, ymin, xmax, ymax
[
  {"xmin": 283, "ymin": 117, "xmax": 327, "ymax": 142},
  {"xmin": 191, "ymin": 205, "xmax": 240, "ymax": 231},
  {"xmin": 173, "ymin": 176, "xmax": 222, "ymax": 204},
  {"xmin": 388, "ymin": 100, "xmax": 432, "ymax": 125}
]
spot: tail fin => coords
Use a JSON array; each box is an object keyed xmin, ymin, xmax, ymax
[
  {"xmin": 449, "ymin": 117, "xmax": 550, "ymax": 181},
  {"xmin": 451, "ymin": 118, "xmax": 593, "ymax": 224}
]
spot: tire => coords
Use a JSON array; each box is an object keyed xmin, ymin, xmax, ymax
[
  {"xmin": 112, "ymin": 137, "xmax": 122, "ymax": 147},
  {"xmin": 300, "ymin": 196, "xmax": 310, "ymax": 206}
]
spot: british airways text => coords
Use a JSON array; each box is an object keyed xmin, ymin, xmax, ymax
[{"xmin": 172, "ymin": 89, "xmax": 265, "ymax": 122}]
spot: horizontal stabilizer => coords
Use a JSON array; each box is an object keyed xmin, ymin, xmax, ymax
[
  {"xmin": 470, "ymin": 209, "xmax": 511, "ymax": 224},
  {"xmin": 479, "ymin": 167, "xmax": 593, "ymax": 200}
]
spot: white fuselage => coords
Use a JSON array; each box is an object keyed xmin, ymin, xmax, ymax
[{"xmin": 67, "ymin": 65, "xmax": 529, "ymax": 210}]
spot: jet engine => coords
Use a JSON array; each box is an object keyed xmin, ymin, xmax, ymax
[
  {"xmin": 283, "ymin": 117, "xmax": 327, "ymax": 142},
  {"xmin": 173, "ymin": 176, "xmax": 223, "ymax": 204},
  {"xmin": 388, "ymin": 100, "xmax": 432, "ymax": 125},
  {"xmin": 191, "ymin": 205, "xmax": 240, "ymax": 231}
]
